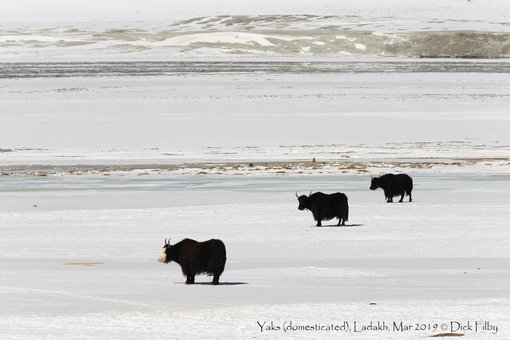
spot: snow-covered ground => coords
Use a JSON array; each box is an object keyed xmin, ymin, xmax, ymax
[
  {"xmin": 1, "ymin": 174, "xmax": 509, "ymax": 339},
  {"xmin": 1, "ymin": 0, "xmax": 510, "ymax": 339},
  {"xmin": 1, "ymin": 67, "xmax": 509, "ymax": 338}
]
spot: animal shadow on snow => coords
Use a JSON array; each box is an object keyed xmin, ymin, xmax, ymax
[
  {"xmin": 174, "ymin": 281, "xmax": 248, "ymax": 286},
  {"xmin": 311, "ymin": 224, "xmax": 363, "ymax": 228}
]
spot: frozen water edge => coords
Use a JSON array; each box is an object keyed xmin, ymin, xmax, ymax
[{"xmin": 1, "ymin": 141, "xmax": 509, "ymax": 177}]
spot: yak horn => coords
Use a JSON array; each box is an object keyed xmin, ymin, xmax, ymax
[
  {"xmin": 309, "ymin": 191, "xmax": 312, "ymax": 196},
  {"xmin": 295, "ymin": 192, "xmax": 299, "ymax": 198}
]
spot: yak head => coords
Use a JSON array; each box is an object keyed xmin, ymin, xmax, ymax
[
  {"xmin": 158, "ymin": 238, "xmax": 174, "ymax": 263},
  {"xmin": 370, "ymin": 176, "xmax": 381, "ymax": 190},
  {"xmin": 296, "ymin": 192, "xmax": 312, "ymax": 210}
]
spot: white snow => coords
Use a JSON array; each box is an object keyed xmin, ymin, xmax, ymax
[
  {"xmin": 1, "ymin": 174, "xmax": 509, "ymax": 339},
  {"xmin": 1, "ymin": 0, "xmax": 510, "ymax": 339},
  {"xmin": 0, "ymin": 35, "xmax": 69, "ymax": 43},
  {"xmin": 158, "ymin": 32, "xmax": 276, "ymax": 47},
  {"xmin": 336, "ymin": 36, "xmax": 356, "ymax": 42}
]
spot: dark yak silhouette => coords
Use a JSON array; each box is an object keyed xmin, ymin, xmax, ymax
[
  {"xmin": 158, "ymin": 238, "xmax": 226, "ymax": 285},
  {"xmin": 370, "ymin": 173, "xmax": 413, "ymax": 203},
  {"xmin": 297, "ymin": 191, "xmax": 349, "ymax": 227}
]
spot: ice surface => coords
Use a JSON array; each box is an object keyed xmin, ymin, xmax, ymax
[
  {"xmin": 1, "ymin": 174, "xmax": 509, "ymax": 339},
  {"xmin": 1, "ymin": 1, "xmax": 510, "ymax": 338}
]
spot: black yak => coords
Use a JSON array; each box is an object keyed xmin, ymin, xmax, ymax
[
  {"xmin": 296, "ymin": 191, "xmax": 349, "ymax": 227},
  {"xmin": 370, "ymin": 173, "xmax": 413, "ymax": 203},
  {"xmin": 158, "ymin": 238, "xmax": 226, "ymax": 285}
]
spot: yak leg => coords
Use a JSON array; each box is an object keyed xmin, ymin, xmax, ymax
[
  {"xmin": 408, "ymin": 192, "xmax": 412, "ymax": 202},
  {"xmin": 311, "ymin": 206, "xmax": 322, "ymax": 226},
  {"xmin": 314, "ymin": 211, "xmax": 322, "ymax": 226},
  {"xmin": 212, "ymin": 274, "xmax": 220, "ymax": 285},
  {"xmin": 337, "ymin": 218, "xmax": 345, "ymax": 226},
  {"xmin": 384, "ymin": 189, "xmax": 392, "ymax": 203},
  {"xmin": 185, "ymin": 274, "xmax": 195, "ymax": 284},
  {"xmin": 384, "ymin": 190, "xmax": 393, "ymax": 203},
  {"xmin": 316, "ymin": 214, "xmax": 322, "ymax": 227},
  {"xmin": 399, "ymin": 193, "xmax": 404, "ymax": 202}
]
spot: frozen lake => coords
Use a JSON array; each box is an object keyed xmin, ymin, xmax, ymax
[
  {"xmin": 1, "ymin": 61, "xmax": 509, "ymax": 155},
  {"xmin": 1, "ymin": 171, "xmax": 509, "ymax": 339}
]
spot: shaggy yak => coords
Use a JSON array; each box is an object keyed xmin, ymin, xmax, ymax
[
  {"xmin": 158, "ymin": 238, "xmax": 226, "ymax": 285},
  {"xmin": 370, "ymin": 173, "xmax": 413, "ymax": 203},
  {"xmin": 296, "ymin": 191, "xmax": 349, "ymax": 227}
]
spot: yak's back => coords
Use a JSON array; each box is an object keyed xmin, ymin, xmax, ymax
[
  {"xmin": 175, "ymin": 238, "xmax": 199, "ymax": 254},
  {"xmin": 198, "ymin": 239, "xmax": 226, "ymax": 258},
  {"xmin": 177, "ymin": 238, "xmax": 225, "ymax": 257},
  {"xmin": 330, "ymin": 192, "xmax": 348, "ymax": 202},
  {"xmin": 183, "ymin": 239, "xmax": 225, "ymax": 262},
  {"xmin": 393, "ymin": 174, "xmax": 413, "ymax": 187},
  {"xmin": 381, "ymin": 173, "xmax": 412, "ymax": 185},
  {"xmin": 309, "ymin": 192, "xmax": 347, "ymax": 205},
  {"xmin": 380, "ymin": 173, "xmax": 396, "ymax": 182}
]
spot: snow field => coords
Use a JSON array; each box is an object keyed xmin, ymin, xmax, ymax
[{"xmin": 1, "ymin": 174, "xmax": 509, "ymax": 338}]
